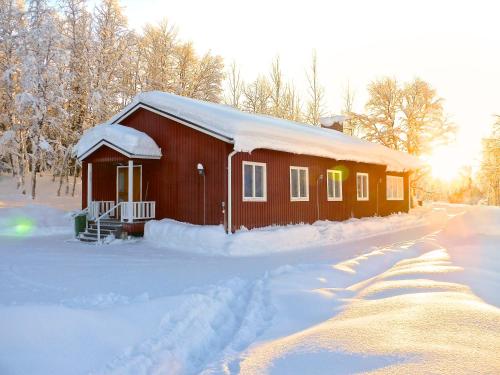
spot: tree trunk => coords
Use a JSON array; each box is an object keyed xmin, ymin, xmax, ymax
[
  {"xmin": 30, "ymin": 163, "xmax": 37, "ymax": 200},
  {"xmin": 57, "ymin": 149, "xmax": 70, "ymax": 196},
  {"xmin": 71, "ymin": 162, "xmax": 78, "ymax": 197}
]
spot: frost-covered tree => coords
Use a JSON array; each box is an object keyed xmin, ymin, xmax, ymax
[
  {"xmin": 172, "ymin": 41, "xmax": 223, "ymax": 102},
  {"xmin": 138, "ymin": 19, "xmax": 177, "ymax": 92},
  {"xmin": 400, "ymin": 78, "xmax": 453, "ymax": 156},
  {"xmin": 363, "ymin": 77, "xmax": 402, "ymax": 149},
  {"xmin": 16, "ymin": 0, "xmax": 69, "ymax": 199},
  {"xmin": 0, "ymin": 0, "xmax": 24, "ymax": 178},
  {"xmin": 479, "ymin": 118, "xmax": 500, "ymax": 205},
  {"xmin": 90, "ymin": 0, "xmax": 132, "ymax": 123}
]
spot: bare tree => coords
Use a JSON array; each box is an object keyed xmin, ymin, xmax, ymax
[
  {"xmin": 242, "ymin": 75, "xmax": 271, "ymax": 114},
  {"xmin": 223, "ymin": 61, "xmax": 244, "ymax": 109},
  {"xmin": 341, "ymin": 81, "xmax": 360, "ymax": 136},
  {"xmin": 305, "ymin": 50, "xmax": 325, "ymax": 125}
]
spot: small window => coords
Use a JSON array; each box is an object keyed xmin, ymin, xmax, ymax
[
  {"xmin": 327, "ymin": 169, "xmax": 343, "ymax": 201},
  {"xmin": 243, "ymin": 161, "xmax": 267, "ymax": 201},
  {"xmin": 387, "ymin": 175, "xmax": 404, "ymax": 200},
  {"xmin": 357, "ymin": 172, "xmax": 369, "ymax": 201},
  {"xmin": 290, "ymin": 166, "xmax": 309, "ymax": 201}
]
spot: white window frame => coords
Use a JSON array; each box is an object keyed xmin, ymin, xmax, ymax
[
  {"xmin": 356, "ymin": 172, "xmax": 369, "ymax": 201},
  {"xmin": 327, "ymin": 169, "xmax": 343, "ymax": 201},
  {"xmin": 242, "ymin": 161, "xmax": 267, "ymax": 202},
  {"xmin": 289, "ymin": 166, "xmax": 309, "ymax": 201},
  {"xmin": 386, "ymin": 175, "xmax": 404, "ymax": 200}
]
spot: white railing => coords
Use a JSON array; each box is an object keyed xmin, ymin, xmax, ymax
[
  {"xmin": 89, "ymin": 201, "xmax": 156, "ymax": 244},
  {"xmin": 89, "ymin": 200, "xmax": 115, "ymax": 220},
  {"xmin": 96, "ymin": 202, "xmax": 123, "ymax": 244},
  {"xmin": 121, "ymin": 201, "xmax": 156, "ymax": 222}
]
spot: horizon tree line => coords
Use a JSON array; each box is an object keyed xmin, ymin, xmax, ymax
[{"xmin": 0, "ymin": 0, "xmax": 460, "ymax": 201}]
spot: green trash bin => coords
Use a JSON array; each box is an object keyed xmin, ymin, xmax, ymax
[{"xmin": 74, "ymin": 213, "xmax": 87, "ymax": 237}]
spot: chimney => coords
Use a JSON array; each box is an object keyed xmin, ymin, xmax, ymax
[{"xmin": 319, "ymin": 115, "xmax": 346, "ymax": 132}]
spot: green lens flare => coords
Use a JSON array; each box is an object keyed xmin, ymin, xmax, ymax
[{"xmin": 10, "ymin": 217, "xmax": 35, "ymax": 236}]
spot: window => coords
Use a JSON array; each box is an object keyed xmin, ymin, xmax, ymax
[
  {"xmin": 290, "ymin": 166, "xmax": 309, "ymax": 201},
  {"xmin": 327, "ymin": 169, "xmax": 343, "ymax": 201},
  {"xmin": 387, "ymin": 175, "xmax": 404, "ymax": 200},
  {"xmin": 243, "ymin": 161, "xmax": 267, "ymax": 201},
  {"xmin": 356, "ymin": 172, "xmax": 369, "ymax": 201}
]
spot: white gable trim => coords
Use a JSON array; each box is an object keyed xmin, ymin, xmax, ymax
[
  {"xmin": 111, "ymin": 103, "xmax": 234, "ymax": 144},
  {"xmin": 77, "ymin": 140, "xmax": 162, "ymax": 161}
]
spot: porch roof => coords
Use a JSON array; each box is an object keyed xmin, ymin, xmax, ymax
[{"xmin": 74, "ymin": 124, "xmax": 162, "ymax": 161}]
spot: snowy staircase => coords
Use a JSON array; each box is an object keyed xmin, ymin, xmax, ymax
[{"xmin": 78, "ymin": 218, "xmax": 123, "ymax": 243}]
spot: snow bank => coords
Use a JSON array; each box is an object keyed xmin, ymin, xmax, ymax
[
  {"xmin": 441, "ymin": 205, "xmax": 500, "ymax": 238},
  {"xmin": 0, "ymin": 205, "xmax": 72, "ymax": 237},
  {"xmin": 74, "ymin": 124, "xmax": 162, "ymax": 160},
  {"xmin": 144, "ymin": 208, "xmax": 447, "ymax": 256},
  {"xmin": 107, "ymin": 92, "xmax": 420, "ymax": 172}
]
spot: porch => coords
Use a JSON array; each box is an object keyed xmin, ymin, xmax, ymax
[
  {"xmin": 74, "ymin": 124, "xmax": 163, "ymax": 242},
  {"xmin": 80, "ymin": 159, "xmax": 157, "ymax": 242}
]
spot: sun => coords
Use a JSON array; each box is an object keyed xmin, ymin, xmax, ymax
[{"xmin": 422, "ymin": 146, "xmax": 468, "ymax": 182}]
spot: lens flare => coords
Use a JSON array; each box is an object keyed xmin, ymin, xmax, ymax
[{"xmin": 8, "ymin": 217, "xmax": 35, "ymax": 237}]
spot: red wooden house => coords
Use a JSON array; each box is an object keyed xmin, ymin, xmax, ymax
[{"xmin": 75, "ymin": 91, "xmax": 420, "ymax": 241}]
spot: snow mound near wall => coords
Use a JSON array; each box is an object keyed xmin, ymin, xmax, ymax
[
  {"xmin": 144, "ymin": 208, "xmax": 447, "ymax": 256},
  {"xmin": 0, "ymin": 205, "xmax": 73, "ymax": 237}
]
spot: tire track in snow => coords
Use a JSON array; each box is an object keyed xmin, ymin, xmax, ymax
[{"xmin": 93, "ymin": 275, "xmax": 274, "ymax": 375}]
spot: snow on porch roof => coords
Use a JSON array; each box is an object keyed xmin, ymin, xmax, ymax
[
  {"xmin": 74, "ymin": 124, "xmax": 162, "ymax": 161},
  {"xmin": 107, "ymin": 91, "xmax": 422, "ymax": 172}
]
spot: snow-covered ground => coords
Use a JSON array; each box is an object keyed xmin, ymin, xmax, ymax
[{"xmin": 0, "ymin": 177, "xmax": 499, "ymax": 374}]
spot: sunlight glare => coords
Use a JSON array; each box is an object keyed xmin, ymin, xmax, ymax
[{"xmin": 423, "ymin": 146, "xmax": 469, "ymax": 182}]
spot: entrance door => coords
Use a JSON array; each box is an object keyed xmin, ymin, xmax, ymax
[{"xmin": 117, "ymin": 166, "xmax": 142, "ymax": 203}]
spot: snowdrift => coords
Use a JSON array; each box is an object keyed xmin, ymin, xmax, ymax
[
  {"xmin": 144, "ymin": 207, "xmax": 448, "ymax": 256},
  {"xmin": 0, "ymin": 205, "xmax": 72, "ymax": 237},
  {"xmin": 441, "ymin": 205, "xmax": 500, "ymax": 238}
]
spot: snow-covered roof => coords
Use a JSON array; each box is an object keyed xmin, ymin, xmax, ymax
[
  {"xmin": 107, "ymin": 91, "xmax": 421, "ymax": 172},
  {"xmin": 74, "ymin": 124, "xmax": 162, "ymax": 160}
]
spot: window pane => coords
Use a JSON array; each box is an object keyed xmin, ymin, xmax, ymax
[
  {"xmin": 327, "ymin": 172, "xmax": 334, "ymax": 198},
  {"xmin": 363, "ymin": 175, "xmax": 368, "ymax": 198},
  {"xmin": 118, "ymin": 172, "xmax": 125, "ymax": 192},
  {"xmin": 244, "ymin": 164, "xmax": 253, "ymax": 197},
  {"xmin": 299, "ymin": 169, "xmax": 307, "ymax": 197},
  {"xmin": 255, "ymin": 165, "xmax": 263, "ymax": 197},
  {"xmin": 291, "ymin": 169, "xmax": 298, "ymax": 198},
  {"xmin": 334, "ymin": 178, "xmax": 340, "ymax": 198}
]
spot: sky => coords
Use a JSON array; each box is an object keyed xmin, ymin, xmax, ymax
[{"xmin": 117, "ymin": 0, "xmax": 499, "ymax": 171}]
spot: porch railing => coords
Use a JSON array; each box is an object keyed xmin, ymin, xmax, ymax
[
  {"xmin": 88, "ymin": 200, "xmax": 156, "ymax": 223},
  {"xmin": 89, "ymin": 200, "xmax": 115, "ymax": 220},
  {"xmin": 122, "ymin": 201, "xmax": 156, "ymax": 221}
]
